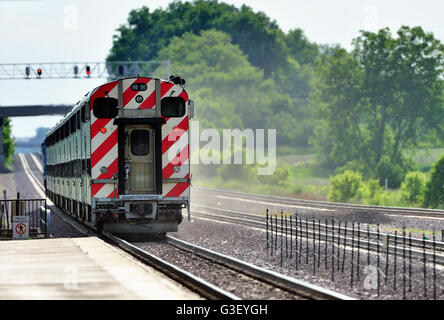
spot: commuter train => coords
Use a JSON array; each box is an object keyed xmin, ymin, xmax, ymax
[{"xmin": 41, "ymin": 76, "xmax": 193, "ymax": 234}]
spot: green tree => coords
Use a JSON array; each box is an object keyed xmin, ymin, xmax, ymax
[
  {"xmin": 2, "ymin": 118, "xmax": 14, "ymax": 166},
  {"xmin": 312, "ymin": 26, "xmax": 444, "ymax": 186},
  {"xmin": 107, "ymin": 0, "xmax": 287, "ymax": 77},
  {"xmin": 154, "ymin": 29, "xmax": 291, "ymax": 135},
  {"xmin": 285, "ymin": 29, "xmax": 319, "ymax": 66},
  {"xmin": 424, "ymin": 155, "xmax": 444, "ymax": 208}
]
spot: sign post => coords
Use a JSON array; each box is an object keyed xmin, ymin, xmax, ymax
[{"xmin": 12, "ymin": 216, "xmax": 29, "ymax": 240}]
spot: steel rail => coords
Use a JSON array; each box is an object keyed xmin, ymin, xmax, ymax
[
  {"xmin": 194, "ymin": 186, "xmax": 444, "ymax": 218},
  {"xmin": 166, "ymin": 236, "xmax": 354, "ymax": 300},
  {"xmin": 193, "ymin": 204, "xmax": 444, "ymax": 252},
  {"xmin": 190, "ymin": 205, "xmax": 444, "ymax": 264}
]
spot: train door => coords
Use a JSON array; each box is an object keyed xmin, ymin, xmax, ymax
[{"xmin": 125, "ymin": 125, "xmax": 155, "ymax": 194}]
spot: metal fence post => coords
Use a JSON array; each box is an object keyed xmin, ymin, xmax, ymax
[
  {"xmin": 266, "ymin": 209, "xmax": 269, "ymax": 251},
  {"xmin": 47, "ymin": 209, "xmax": 51, "ymax": 238}
]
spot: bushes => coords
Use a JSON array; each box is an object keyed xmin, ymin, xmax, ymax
[
  {"xmin": 358, "ymin": 179, "xmax": 385, "ymax": 205},
  {"xmin": 400, "ymin": 171, "xmax": 426, "ymax": 205},
  {"xmin": 328, "ymin": 170, "xmax": 362, "ymax": 203},
  {"xmin": 424, "ymin": 156, "xmax": 444, "ymax": 208},
  {"xmin": 328, "ymin": 170, "xmax": 424, "ymax": 206}
]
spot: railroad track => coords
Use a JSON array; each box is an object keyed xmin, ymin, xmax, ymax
[
  {"xmin": 21, "ymin": 152, "xmax": 352, "ymax": 300},
  {"xmin": 190, "ymin": 204, "xmax": 444, "ymax": 265},
  {"xmin": 194, "ymin": 186, "xmax": 444, "ymax": 219}
]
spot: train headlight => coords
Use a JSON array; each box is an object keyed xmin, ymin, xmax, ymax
[
  {"xmin": 173, "ymin": 165, "xmax": 180, "ymax": 173},
  {"xmin": 100, "ymin": 166, "xmax": 108, "ymax": 174}
]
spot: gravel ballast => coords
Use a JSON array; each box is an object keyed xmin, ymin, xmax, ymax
[
  {"xmin": 135, "ymin": 240, "xmax": 305, "ymax": 300},
  {"xmin": 166, "ymin": 212, "xmax": 444, "ymax": 300}
]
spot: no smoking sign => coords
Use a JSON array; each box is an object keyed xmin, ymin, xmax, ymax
[{"xmin": 13, "ymin": 216, "xmax": 29, "ymax": 239}]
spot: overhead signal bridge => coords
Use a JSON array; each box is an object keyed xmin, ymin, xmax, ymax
[{"xmin": 0, "ymin": 61, "xmax": 170, "ymax": 80}]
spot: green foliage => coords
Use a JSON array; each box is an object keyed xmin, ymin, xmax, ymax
[
  {"xmin": 107, "ymin": 0, "xmax": 287, "ymax": 77},
  {"xmin": 375, "ymin": 156, "xmax": 413, "ymax": 189},
  {"xmin": 285, "ymin": 29, "xmax": 319, "ymax": 66},
  {"xmin": 328, "ymin": 170, "xmax": 362, "ymax": 203},
  {"xmin": 400, "ymin": 171, "xmax": 427, "ymax": 205},
  {"xmin": 424, "ymin": 155, "xmax": 444, "ymax": 208},
  {"xmin": 312, "ymin": 26, "xmax": 444, "ymax": 182},
  {"xmin": 217, "ymin": 164, "xmax": 256, "ymax": 182},
  {"xmin": 257, "ymin": 164, "xmax": 290, "ymax": 186},
  {"xmin": 358, "ymin": 179, "xmax": 383, "ymax": 204},
  {"xmin": 2, "ymin": 118, "xmax": 14, "ymax": 166}
]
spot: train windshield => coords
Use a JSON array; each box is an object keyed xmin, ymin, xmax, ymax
[
  {"xmin": 131, "ymin": 130, "xmax": 150, "ymax": 156},
  {"xmin": 93, "ymin": 97, "xmax": 118, "ymax": 118},
  {"xmin": 161, "ymin": 97, "xmax": 185, "ymax": 117}
]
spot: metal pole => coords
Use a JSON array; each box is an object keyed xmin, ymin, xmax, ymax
[
  {"xmin": 423, "ymin": 233, "xmax": 427, "ymax": 298},
  {"xmin": 377, "ymin": 224, "xmax": 380, "ymax": 296},
  {"xmin": 433, "ymin": 230, "xmax": 436, "ymax": 300},
  {"xmin": 357, "ymin": 222, "xmax": 360, "ymax": 281},
  {"xmin": 403, "ymin": 226, "xmax": 406, "ymax": 300},
  {"xmin": 394, "ymin": 230, "xmax": 397, "ymax": 291},
  {"xmin": 409, "ymin": 232, "xmax": 412, "ymax": 293},
  {"xmin": 266, "ymin": 209, "xmax": 269, "ymax": 251}
]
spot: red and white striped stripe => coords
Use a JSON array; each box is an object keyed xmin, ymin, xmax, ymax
[{"xmin": 90, "ymin": 80, "xmax": 119, "ymax": 199}]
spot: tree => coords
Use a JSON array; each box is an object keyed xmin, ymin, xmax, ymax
[
  {"xmin": 311, "ymin": 26, "xmax": 444, "ymax": 186},
  {"xmin": 154, "ymin": 29, "xmax": 292, "ymax": 135},
  {"xmin": 285, "ymin": 29, "xmax": 319, "ymax": 66},
  {"xmin": 424, "ymin": 156, "xmax": 444, "ymax": 208},
  {"xmin": 107, "ymin": 0, "xmax": 287, "ymax": 77},
  {"xmin": 2, "ymin": 118, "xmax": 14, "ymax": 166}
]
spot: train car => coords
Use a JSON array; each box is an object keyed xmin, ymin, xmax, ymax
[{"xmin": 42, "ymin": 75, "xmax": 194, "ymax": 234}]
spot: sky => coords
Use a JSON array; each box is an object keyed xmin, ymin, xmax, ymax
[{"xmin": 1, "ymin": 0, "xmax": 443, "ymax": 138}]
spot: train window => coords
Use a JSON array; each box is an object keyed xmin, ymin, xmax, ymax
[
  {"xmin": 70, "ymin": 115, "xmax": 76, "ymax": 134},
  {"xmin": 76, "ymin": 110, "xmax": 81, "ymax": 129},
  {"xmin": 130, "ymin": 130, "xmax": 150, "ymax": 156},
  {"xmin": 161, "ymin": 97, "xmax": 185, "ymax": 117},
  {"xmin": 81, "ymin": 104, "xmax": 86, "ymax": 122},
  {"xmin": 131, "ymin": 83, "xmax": 148, "ymax": 91},
  {"xmin": 64, "ymin": 121, "xmax": 69, "ymax": 138},
  {"xmin": 93, "ymin": 97, "xmax": 118, "ymax": 119}
]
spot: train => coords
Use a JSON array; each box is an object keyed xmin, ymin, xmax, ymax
[{"xmin": 41, "ymin": 75, "xmax": 193, "ymax": 234}]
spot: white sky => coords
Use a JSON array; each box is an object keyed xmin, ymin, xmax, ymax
[{"xmin": 1, "ymin": 0, "xmax": 443, "ymax": 138}]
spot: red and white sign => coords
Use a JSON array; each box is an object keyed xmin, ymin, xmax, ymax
[{"xmin": 13, "ymin": 216, "xmax": 29, "ymax": 239}]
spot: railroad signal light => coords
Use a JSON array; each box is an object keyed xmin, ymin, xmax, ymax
[
  {"xmin": 100, "ymin": 127, "xmax": 107, "ymax": 134},
  {"xmin": 86, "ymin": 65, "xmax": 91, "ymax": 77},
  {"xmin": 37, "ymin": 68, "xmax": 42, "ymax": 78}
]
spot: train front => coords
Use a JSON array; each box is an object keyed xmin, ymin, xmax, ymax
[{"xmin": 90, "ymin": 76, "xmax": 193, "ymax": 234}]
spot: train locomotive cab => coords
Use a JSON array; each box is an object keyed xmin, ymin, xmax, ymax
[{"xmin": 44, "ymin": 76, "xmax": 193, "ymax": 234}]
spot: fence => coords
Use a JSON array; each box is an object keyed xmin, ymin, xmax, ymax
[
  {"xmin": 0, "ymin": 192, "xmax": 48, "ymax": 239},
  {"xmin": 265, "ymin": 210, "xmax": 443, "ymax": 300}
]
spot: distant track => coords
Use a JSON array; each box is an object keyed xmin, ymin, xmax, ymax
[
  {"xmin": 191, "ymin": 204, "xmax": 444, "ymax": 265},
  {"xmin": 194, "ymin": 186, "xmax": 444, "ymax": 219}
]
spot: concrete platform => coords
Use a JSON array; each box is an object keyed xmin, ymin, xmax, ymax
[{"xmin": 0, "ymin": 237, "xmax": 202, "ymax": 299}]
